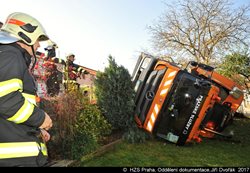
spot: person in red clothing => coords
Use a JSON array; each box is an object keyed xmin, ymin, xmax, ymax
[{"xmin": 43, "ymin": 43, "xmax": 63, "ymax": 96}]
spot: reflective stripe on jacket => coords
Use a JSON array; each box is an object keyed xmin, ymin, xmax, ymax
[{"xmin": 0, "ymin": 142, "xmax": 47, "ymax": 159}]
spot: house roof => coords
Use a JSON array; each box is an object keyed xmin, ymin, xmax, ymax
[{"xmin": 80, "ymin": 65, "xmax": 97, "ymax": 76}]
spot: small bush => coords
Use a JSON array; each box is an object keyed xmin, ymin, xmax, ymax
[
  {"xmin": 41, "ymin": 90, "xmax": 111, "ymax": 160},
  {"xmin": 76, "ymin": 103, "xmax": 112, "ymax": 141},
  {"xmin": 72, "ymin": 102, "xmax": 112, "ymax": 159},
  {"xmin": 123, "ymin": 116, "xmax": 151, "ymax": 143}
]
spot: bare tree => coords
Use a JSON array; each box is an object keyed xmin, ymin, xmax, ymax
[{"xmin": 150, "ymin": 0, "xmax": 250, "ymax": 65}]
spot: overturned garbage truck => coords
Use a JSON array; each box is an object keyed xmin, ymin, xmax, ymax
[{"xmin": 132, "ymin": 53, "xmax": 244, "ymax": 146}]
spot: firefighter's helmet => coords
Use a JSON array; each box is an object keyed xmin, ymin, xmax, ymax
[
  {"xmin": 46, "ymin": 40, "xmax": 58, "ymax": 49},
  {"xmin": 45, "ymin": 40, "xmax": 58, "ymax": 51},
  {"xmin": 66, "ymin": 53, "xmax": 75, "ymax": 59},
  {"xmin": 0, "ymin": 12, "xmax": 49, "ymax": 45}
]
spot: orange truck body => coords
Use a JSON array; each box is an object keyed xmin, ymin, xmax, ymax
[{"xmin": 190, "ymin": 63, "xmax": 244, "ymax": 138}]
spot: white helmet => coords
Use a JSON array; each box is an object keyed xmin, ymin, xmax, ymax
[
  {"xmin": 66, "ymin": 53, "xmax": 75, "ymax": 59},
  {"xmin": 45, "ymin": 40, "xmax": 58, "ymax": 51},
  {"xmin": 0, "ymin": 12, "xmax": 49, "ymax": 45}
]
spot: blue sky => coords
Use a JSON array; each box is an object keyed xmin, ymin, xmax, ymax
[{"xmin": 0, "ymin": 0, "xmax": 249, "ymax": 73}]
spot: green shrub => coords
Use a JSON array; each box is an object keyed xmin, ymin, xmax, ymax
[{"xmin": 94, "ymin": 55, "xmax": 150, "ymax": 144}]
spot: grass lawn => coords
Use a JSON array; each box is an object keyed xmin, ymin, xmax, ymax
[{"xmin": 79, "ymin": 118, "xmax": 250, "ymax": 167}]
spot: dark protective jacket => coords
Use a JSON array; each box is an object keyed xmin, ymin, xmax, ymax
[
  {"xmin": 63, "ymin": 60, "xmax": 86, "ymax": 90},
  {"xmin": 66, "ymin": 60, "xmax": 85, "ymax": 81},
  {"xmin": 0, "ymin": 43, "xmax": 48, "ymax": 167}
]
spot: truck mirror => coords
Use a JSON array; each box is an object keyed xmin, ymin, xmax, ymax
[
  {"xmin": 229, "ymin": 87, "xmax": 244, "ymax": 99},
  {"xmin": 190, "ymin": 61, "xmax": 198, "ymax": 67}
]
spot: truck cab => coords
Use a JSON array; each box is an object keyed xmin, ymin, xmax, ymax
[{"xmin": 132, "ymin": 54, "xmax": 222, "ymax": 145}]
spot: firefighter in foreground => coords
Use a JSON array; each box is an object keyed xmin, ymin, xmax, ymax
[
  {"xmin": 64, "ymin": 53, "xmax": 88, "ymax": 91},
  {"xmin": 0, "ymin": 12, "xmax": 53, "ymax": 166}
]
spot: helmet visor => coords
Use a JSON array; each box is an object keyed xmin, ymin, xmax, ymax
[{"xmin": 0, "ymin": 31, "xmax": 19, "ymax": 44}]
